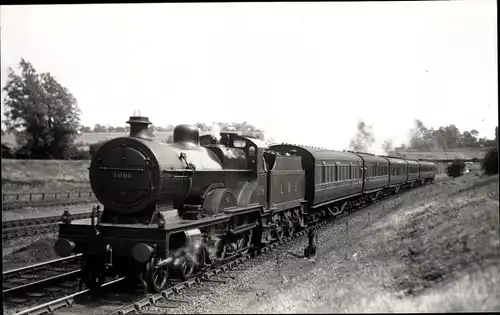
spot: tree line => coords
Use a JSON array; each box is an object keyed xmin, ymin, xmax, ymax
[
  {"xmin": 349, "ymin": 119, "xmax": 497, "ymax": 155},
  {"xmin": 79, "ymin": 121, "xmax": 264, "ymax": 134},
  {"xmin": 2, "ymin": 58, "xmax": 497, "ymax": 161}
]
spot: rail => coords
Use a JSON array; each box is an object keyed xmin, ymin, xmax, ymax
[
  {"xmin": 3, "ymin": 254, "xmax": 83, "ymax": 295},
  {"xmin": 12, "ymin": 277, "xmax": 125, "ymax": 315},
  {"xmin": 3, "ymin": 213, "xmax": 93, "ymax": 240}
]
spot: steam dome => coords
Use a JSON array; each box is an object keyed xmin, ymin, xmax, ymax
[{"xmin": 173, "ymin": 124, "xmax": 200, "ymax": 145}]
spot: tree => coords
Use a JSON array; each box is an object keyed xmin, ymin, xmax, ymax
[
  {"xmin": 409, "ymin": 119, "xmax": 438, "ymax": 150},
  {"xmin": 80, "ymin": 126, "xmax": 92, "ymax": 133},
  {"xmin": 195, "ymin": 123, "xmax": 210, "ymax": 132},
  {"xmin": 461, "ymin": 130, "xmax": 479, "ymax": 147},
  {"xmin": 92, "ymin": 124, "xmax": 107, "ymax": 132},
  {"xmin": 482, "ymin": 147, "xmax": 498, "ymax": 175},
  {"xmin": 349, "ymin": 121, "xmax": 375, "ymax": 152},
  {"xmin": 2, "ymin": 59, "xmax": 81, "ymax": 159}
]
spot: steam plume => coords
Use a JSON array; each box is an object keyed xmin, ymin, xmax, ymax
[
  {"xmin": 210, "ymin": 123, "xmax": 221, "ymax": 142},
  {"xmin": 349, "ymin": 121, "xmax": 375, "ymax": 153}
]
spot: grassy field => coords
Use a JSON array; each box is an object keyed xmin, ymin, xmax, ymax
[{"xmin": 1, "ymin": 159, "xmax": 91, "ymax": 193}]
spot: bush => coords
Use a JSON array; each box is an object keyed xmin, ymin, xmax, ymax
[
  {"xmin": 447, "ymin": 160, "xmax": 466, "ymax": 178},
  {"xmin": 1, "ymin": 144, "xmax": 16, "ymax": 158},
  {"xmin": 89, "ymin": 141, "xmax": 106, "ymax": 158},
  {"xmin": 482, "ymin": 147, "xmax": 498, "ymax": 175},
  {"xmin": 65, "ymin": 146, "xmax": 92, "ymax": 160}
]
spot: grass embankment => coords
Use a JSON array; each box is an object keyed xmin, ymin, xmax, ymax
[
  {"xmin": 1, "ymin": 159, "xmax": 91, "ymax": 193},
  {"xmin": 185, "ymin": 173, "xmax": 499, "ymax": 313},
  {"xmin": 271, "ymin": 175, "xmax": 499, "ymax": 312}
]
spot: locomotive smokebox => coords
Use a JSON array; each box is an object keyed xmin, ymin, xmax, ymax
[
  {"xmin": 173, "ymin": 124, "xmax": 200, "ymax": 145},
  {"xmin": 127, "ymin": 115, "xmax": 152, "ymax": 139}
]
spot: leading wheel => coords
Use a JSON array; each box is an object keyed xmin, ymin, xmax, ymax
[{"xmin": 145, "ymin": 259, "xmax": 168, "ymax": 293}]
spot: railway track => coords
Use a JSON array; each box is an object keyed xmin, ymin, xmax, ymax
[
  {"xmin": 7, "ymin": 181, "xmax": 436, "ymax": 315},
  {"xmin": 3, "ymin": 254, "xmax": 83, "ymax": 300},
  {"xmin": 3, "ymin": 213, "xmax": 93, "ymax": 240}
]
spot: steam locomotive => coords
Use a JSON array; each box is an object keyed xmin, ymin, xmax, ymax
[{"xmin": 54, "ymin": 115, "xmax": 437, "ymax": 292}]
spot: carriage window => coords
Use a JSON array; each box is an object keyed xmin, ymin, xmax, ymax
[
  {"xmin": 288, "ymin": 182, "xmax": 291, "ymax": 193},
  {"xmin": 280, "ymin": 181, "xmax": 283, "ymax": 193}
]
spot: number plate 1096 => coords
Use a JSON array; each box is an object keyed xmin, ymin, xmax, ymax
[{"xmin": 113, "ymin": 171, "xmax": 133, "ymax": 179}]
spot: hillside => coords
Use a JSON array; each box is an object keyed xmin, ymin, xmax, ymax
[{"xmin": 1, "ymin": 159, "xmax": 91, "ymax": 193}]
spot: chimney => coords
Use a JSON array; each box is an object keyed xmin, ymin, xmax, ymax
[{"xmin": 126, "ymin": 112, "xmax": 152, "ymax": 139}]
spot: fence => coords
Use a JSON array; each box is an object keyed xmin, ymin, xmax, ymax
[{"xmin": 2, "ymin": 191, "xmax": 95, "ymax": 203}]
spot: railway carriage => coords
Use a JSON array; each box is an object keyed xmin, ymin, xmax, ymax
[
  {"xmin": 406, "ymin": 159, "xmax": 420, "ymax": 185},
  {"xmin": 53, "ymin": 114, "xmax": 437, "ymax": 294},
  {"xmin": 418, "ymin": 160, "xmax": 437, "ymax": 184},
  {"xmin": 386, "ymin": 156, "xmax": 408, "ymax": 190},
  {"xmin": 353, "ymin": 152, "xmax": 390, "ymax": 193}
]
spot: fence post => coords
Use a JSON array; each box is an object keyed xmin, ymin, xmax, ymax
[
  {"xmin": 42, "ymin": 193, "xmax": 45, "ymax": 200},
  {"xmin": 29, "ymin": 193, "xmax": 33, "ymax": 201},
  {"xmin": 16, "ymin": 194, "xmax": 19, "ymax": 201},
  {"xmin": 67, "ymin": 192, "xmax": 71, "ymax": 199},
  {"xmin": 55, "ymin": 193, "xmax": 58, "ymax": 200}
]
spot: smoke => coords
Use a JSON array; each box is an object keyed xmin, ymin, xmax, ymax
[
  {"xmin": 381, "ymin": 139, "xmax": 394, "ymax": 155},
  {"xmin": 349, "ymin": 121, "xmax": 376, "ymax": 153},
  {"xmin": 210, "ymin": 123, "xmax": 221, "ymax": 142}
]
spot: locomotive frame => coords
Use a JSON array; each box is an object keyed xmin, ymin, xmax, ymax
[{"xmin": 54, "ymin": 115, "xmax": 437, "ymax": 293}]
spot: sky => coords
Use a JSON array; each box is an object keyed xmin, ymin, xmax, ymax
[{"xmin": 0, "ymin": 1, "xmax": 497, "ymax": 152}]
